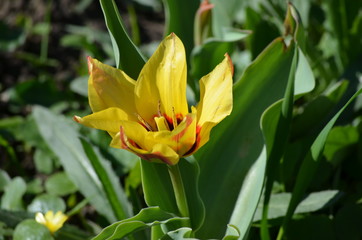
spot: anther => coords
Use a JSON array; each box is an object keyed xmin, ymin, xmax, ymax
[{"xmin": 135, "ymin": 113, "xmax": 154, "ymax": 131}]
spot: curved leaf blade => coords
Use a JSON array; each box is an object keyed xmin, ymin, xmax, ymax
[
  {"xmin": 33, "ymin": 106, "xmax": 120, "ymax": 222},
  {"xmin": 92, "ymin": 207, "xmax": 187, "ymax": 240},
  {"xmin": 99, "ymin": 0, "xmax": 146, "ymax": 78}
]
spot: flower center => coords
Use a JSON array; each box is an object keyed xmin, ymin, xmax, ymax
[{"xmin": 136, "ymin": 102, "xmax": 184, "ymax": 132}]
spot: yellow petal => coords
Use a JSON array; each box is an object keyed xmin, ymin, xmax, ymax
[
  {"xmin": 110, "ymin": 121, "xmax": 180, "ymax": 164},
  {"xmin": 35, "ymin": 212, "xmax": 46, "ymax": 224},
  {"xmin": 52, "ymin": 211, "xmax": 68, "ymax": 228},
  {"xmin": 195, "ymin": 54, "xmax": 233, "ymax": 149},
  {"xmin": 196, "ymin": 54, "xmax": 233, "ymax": 126},
  {"xmin": 88, "ymin": 57, "xmax": 137, "ymax": 118},
  {"xmin": 134, "ymin": 33, "xmax": 188, "ymax": 127},
  {"xmin": 74, "ymin": 107, "xmax": 131, "ymax": 135},
  {"xmin": 111, "ymin": 116, "xmax": 196, "ymax": 165},
  {"xmin": 147, "ymin": 113, "xmax": 197, "ymax": 157},
  {"xmin": 35, "ymin": 211, "xmax": 67, "ymax": 234}
]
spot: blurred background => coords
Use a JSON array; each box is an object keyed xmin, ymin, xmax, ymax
[{"xmin": 0, "ymin": 0, "xmax": 362, "ymax": 239}]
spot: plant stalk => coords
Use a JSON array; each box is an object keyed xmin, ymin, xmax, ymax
[{"xmin": 167, "ymin": 164, "xmax": 190, "ymax": 218}]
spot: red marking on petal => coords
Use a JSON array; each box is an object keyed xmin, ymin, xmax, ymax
[
  {"xmin": 73, "ymin": 116, "xmax": 80, "ymax": 123},
  {"xmin": 224, "ymin": 53, "xmax": 234, "ymax": 76},
  {"xmin": 163, "ymin": 113, "xmax": 184, "ymax": 131},
  {"xmin": 197, "ymin": 0, "xmax": 214, "ymax": 15},
  {"xmin": 171, "ymin": 115, "xmax": 194, "ymax": 142},
  {"xmin": 183, "ymin": 125, "xmax": 202, "ymax": 156},
  {"xmin": 119, "ymin": 126, "xmax": 128, "ymax": 149},
  {"xmin": 87, "ymin": 56, "xmax": 93, "ymax": 75},
  {"xmin": 138, "ymin": 152, "xmax": 174, "ymax": 165},
  {"xmin": 120, "ymin": 126, "xmax": 175, "ymax": 164}
]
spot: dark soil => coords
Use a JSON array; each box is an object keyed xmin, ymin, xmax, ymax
[{"xmin": 0, "ymin": 0, "xmax": 164, "ymax": 103}]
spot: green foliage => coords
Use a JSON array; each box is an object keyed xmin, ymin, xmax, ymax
[
  {"xmin": 13, "ymin": 219, "xmax": 54, "ymax": 240},
  {"xmin": 93, "ymin": 207, "xmax": 188, "ymax": 240},
  {"xmin": 27, "ymin": 194, "xmax": 66, "ymax": 214},
  {"xmin": 1, "ymin": 0, "xmax": 362, "ymax": 239}
]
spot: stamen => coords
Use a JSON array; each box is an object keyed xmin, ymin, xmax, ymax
[
  {"xmin": 135, "ymin": 113, "xmax": 154, "ymax": 131},
  {"xmin": 172, "ymin": 107, "xmax": 178, "ymax": 128},
  {"xmin": 157, "ymin": 100, "xmax": 162, "ymax": 117}
]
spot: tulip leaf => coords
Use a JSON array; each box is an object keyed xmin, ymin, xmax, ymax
[
  {"xmin": 253, "ymin": 190, "xmax": 340, "ymax": 221},
  {"xmin": 323, "ymin": 125, "xmax": 359, "ymax": 165},
  {"xmin": 178, "ymin": 157, "xmax": 205, "ymax": 232},
  {"xmin": 80, "ymin": 138, "xmax": 132, "ymax": 220},
  {"xmin": 141, "ymin": 161, "xmax": 178, "ymax": 214},
  {"xmin": 160, "ymin": 227, "xmax": 193, "ymax": 240},
  {"xmin": 163, "ymin": 0, "xmax": 199, "ymax": 57},
  {"xmin": 190, "ymin": 31, "xmax": 249, "ymax": 81},
  {"xmin": 33, "ymin": 106, "xmax": 129, "ymax": 222},
  {"xmin": 141, "ymin": 157, "xmax": 205, "ymax": 234},
  {"xmin": 281, "ymin": 87, "xmax": 362, "ymax": 233},
  {"xmin": 222, "ymin": 224, "xmax": 240, "ymax": 240},
  {"xmin": 195, "ymin": 38, "xmax": 294, "ymax": 238},
  {"xmin": 92, "ymin": 206, "xmax": 188, "ymax": 240},
  {"xmin": 210, "ymin": 0, "xmax": 244, "ymax": 39},
  {"xmin": 99, "ymin": 0, "xmax": 145, "ymax": 78},
  {"xmin": 259, "ymin": 43, "xmax": 313, "ymax": 239}
]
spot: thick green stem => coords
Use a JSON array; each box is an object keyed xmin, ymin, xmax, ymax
[{"xmin": 167, "ymin": 164, "xmax": 190, "ymax": 218}]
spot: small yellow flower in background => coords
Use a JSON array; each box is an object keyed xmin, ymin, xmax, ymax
[
  {"xmin": 35, "ymin": 211, "xmax": 68, "ymax": 234},
  {"xmin": 74, "ymin": 33, "xmax": 233, "ymax": 165}
]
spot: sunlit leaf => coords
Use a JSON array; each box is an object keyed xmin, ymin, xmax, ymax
[
  {"xmin": 196, "ymin": 38, "xmax": 294, "ymax": 239},
  {"xmin": 253, "ymin": 190, "xmax": 340, "ymax": 221},
  {"xmin": 33, "ymin": 106, "xmax": 127, "ymax": 222},
  {"xmin": 92, "ymin": 207, "xmax": 188, "ymax": 240}
]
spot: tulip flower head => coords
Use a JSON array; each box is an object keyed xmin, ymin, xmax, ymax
[
  {"xmin": 74, "ymin": 33, "xmax": 233, "ymax": 165},
  {"xmin": 35, "ymin": 211, "xmax": 68, "ymax": 234}
]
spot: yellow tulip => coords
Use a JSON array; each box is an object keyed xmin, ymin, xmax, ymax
[
  {"xmin": 35, "ymin": 211, "xmax": 68, "ymax": 234},
  {"xmin": 74, "ymin": 33, "xmax": 233, "ymax": 165}
]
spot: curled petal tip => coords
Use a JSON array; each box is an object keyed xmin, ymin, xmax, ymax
[
  {"xmin": 224, "ymin": 53, "xmax": 234, "ymax": 76},
  {"xmin": 198, "ymin": 0, "xmax": 214, "ymax": 13},
  {"xmin": 87, "ymin": 56, "xmax": 93, "ymax": 74},
  {"xmin": 73, "ymin": 116, "xmax": 81, "ymax": 123}
]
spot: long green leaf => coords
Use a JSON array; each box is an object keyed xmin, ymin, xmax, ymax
[
  {"xmin": 178, "ymin": 157, "xmax": 205, "ymax": 232},
  {"xmin": 259, "ymin": 44, "xmax": 298, "ymax": 240},
  {"xmin": 141, "ymin": 161, "xmax": 177, "ymax": 214},
  {"xmin": 33, "ymin": 106, "xmax": 120, "ymax": 222},
  {"xmin": 280, "ymin": 87, "xmax": 362, "ymax": 236},
  {"xmin": 80, "ymin": 138, "xmax": 132, "ymax": 220},
  {"xmin": 253, "ymin": 190, "xmax": 340, "ymax": 221},
  {"xmin": 99, "ymin": 0, "xmax": 145, "ymax": 78},
  {"xmin": 163, "ymin": 0, "xmax": 199, "ymax": 57},
  {"xmin": 195, "ymin": 37, "xmax": 294, "ymax": 239}
]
